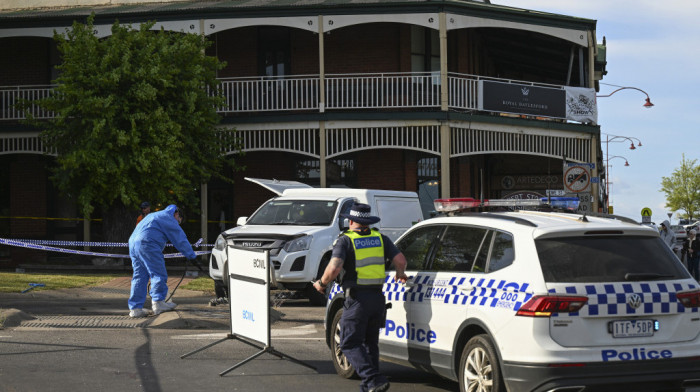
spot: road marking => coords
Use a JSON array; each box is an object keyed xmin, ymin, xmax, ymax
[{"xmin": 172, "ymin": 333, "xmax": 227, "ymax": 340}]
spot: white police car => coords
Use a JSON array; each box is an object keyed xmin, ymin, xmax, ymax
[{"xmin": 323, "ymin": 198, "xmax": 700, "ymax": 392}]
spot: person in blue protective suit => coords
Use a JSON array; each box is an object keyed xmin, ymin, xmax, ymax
[
  {"xmin": 313, "ymin": 203, "xmax": 407, "ymax": 392},
  {"xmin": 128, "ymin": 204, "xmax": 198, "ymax": 318}
]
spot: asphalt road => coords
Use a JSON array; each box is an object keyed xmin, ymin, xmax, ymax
[
  {"xmin": 0, "ymin": 278, "xmax": 457, "ymax": 392},
  {"xmin": 4, "ymin": 278, "xmax": 696, "ymax": 392}
]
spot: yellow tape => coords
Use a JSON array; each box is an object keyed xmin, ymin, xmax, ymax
[
  {"xmin": 0, "ymin": 216, "xmax": 102, "ymax": 222},
  {"xmin": 1, "ymin": 217, "xmax": 235, "ymax": 224}
]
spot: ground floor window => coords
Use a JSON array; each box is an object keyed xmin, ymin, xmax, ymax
[{"xmin": 417, "ymin": 155, "xmax": 440, "ymax": 218}]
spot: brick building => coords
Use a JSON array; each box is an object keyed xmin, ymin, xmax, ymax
[{"xmin": 0, "ymin": 0, "xmax": 606, "ymax": 262}]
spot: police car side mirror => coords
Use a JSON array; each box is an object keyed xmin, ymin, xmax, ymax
[
  {"xmin": 237, "ymin": 216, "xmax": 248, "ymax": 226},
  {"xmin": 339, "ymin": 217, "xmax": 349, "ymax": 230}
]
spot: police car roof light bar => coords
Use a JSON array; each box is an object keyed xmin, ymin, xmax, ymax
[{"xmin": 433, "ymin": 197, "xmax": 580, "ymax": 213}]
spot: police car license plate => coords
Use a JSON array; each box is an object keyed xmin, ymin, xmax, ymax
[{"xmin": 611, "ymin": 319, "xmax": 655, "ymax": 338}]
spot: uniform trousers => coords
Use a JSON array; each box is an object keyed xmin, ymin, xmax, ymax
[{"xmin": 340, "ymin": 289, "xmax": 389, "ymax": 392}]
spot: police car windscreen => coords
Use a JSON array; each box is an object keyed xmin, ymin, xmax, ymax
[
  {"xmin": 535, "ymin": 236, "xmax": 689, "ymax": 283},
  {"xmin": 246, "ymin": 200, "xmax": 338, "ymax": 226}
]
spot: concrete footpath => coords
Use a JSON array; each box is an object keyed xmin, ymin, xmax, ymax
[{"xmin": 0, "ymin": 276, "xmax": 287, "ymax": 330}]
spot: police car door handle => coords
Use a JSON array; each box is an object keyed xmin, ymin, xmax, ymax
[{"xmin": 460, "ymin": 285, "xmax": 474, "ymax": 292}]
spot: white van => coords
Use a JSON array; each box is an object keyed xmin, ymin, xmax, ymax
[{"xmin": 209, "ymin": 178, "xmax": 424, "ymax": 304}]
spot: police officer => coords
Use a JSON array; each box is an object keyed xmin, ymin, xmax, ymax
[
  {"xmin": 313, "ymin": 203, "xmax": 407, "ymax": 392},
  {"xmin": 136, "ymin": 201, "xmax": 151, "ymax": 225}
]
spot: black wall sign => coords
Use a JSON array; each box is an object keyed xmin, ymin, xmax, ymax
[{"xmin": 480, "ymin": 81, "xmax": 566, "ymax": 118}]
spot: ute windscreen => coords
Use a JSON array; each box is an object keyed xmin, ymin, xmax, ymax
[
  {"xmin": 536, "ymin": 235, "xmax": 689, "ymax": 283},
  {"xmin": 247, "ymin": 200, "xmax": 338, "ymax": 226}
]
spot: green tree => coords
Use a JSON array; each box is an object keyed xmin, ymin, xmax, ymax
[
  {"xmin": 25, "ymin": 15, "xmax": 242, "ymax": 242},
  {"xmin": 660, "ymin": 154, "xmax": 700, "ymax": 221}
]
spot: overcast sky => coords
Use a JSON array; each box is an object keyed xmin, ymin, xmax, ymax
[{"xmin": 496, "ymin": 0, "xmax": 700, "ymax": 224}]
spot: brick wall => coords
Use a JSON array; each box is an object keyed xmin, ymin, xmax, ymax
[
  {"xmin": 230, "ymin": 149, "xmax": 416, "ymax": 217},
  {"xmin": 325, "ymin": 24, "xmax": 402, "ymax": 73},
  {"xmin": 0, "ymin": 37, "xmax": 51, "ymax": 85},
  {"xmin": 291, "ymin": 29, "xmax": 319, "ymax": 75},
  {"xmin": 355, "ymin": 149, "xmax": 405, "ymax": 190},
  {"xmin": 231, "ymin": 151, "xmax": 300, "ymax": 216},
  {"xmin": 214, "ymin": 27, "xmax": 258, "ymax": 78}
]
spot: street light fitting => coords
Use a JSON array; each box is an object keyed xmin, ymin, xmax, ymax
[
  {"xmin": 609, "ymin": 156, "xmax": 630, "ymax": 166},
  {"xmin": 597, "ymin": 86, "xmax": 654, "ymax": 108},
  {"xmin": 603, "ymin": 134, "xmax": 643, "ymax": 148}
]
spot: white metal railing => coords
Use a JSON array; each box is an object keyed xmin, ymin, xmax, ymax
[
  {"xmin": 0, "ymin": 85, "xmax": 55, "ymax": 120},
  {"xmin": 217, "ymin": 75, "xmax": 319, "ymax": 113},
  {"xmin": 325, "ymin": 72, "xmax": 440, "ymax": 109},
  {"xmin": 0, "ymin": 73, "xmax": 580, "ymax": 121}
]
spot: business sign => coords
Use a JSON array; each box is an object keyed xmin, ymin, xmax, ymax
[
  {"xmin": 479, "ymin": 80, "xmax": 566, "ymax": 118},
  {"xmin": 565, "ymin": 86, "xmax": 598, "ymax": 123},
  {"xmin": 228, "ymin": 246, "xmax": 270, "ymax": 346},
  {"xmin": 495, "ymin": 175, "xmax": 562, "ymax": 191}
]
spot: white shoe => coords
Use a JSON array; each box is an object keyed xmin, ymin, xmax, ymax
[
  {"xmin": 129, "ymin": 308, "xmax": 149, "ymax": 318},
  {"xmin": 152, "ymin": 301, "xmax": 177, "ymax": 315}
]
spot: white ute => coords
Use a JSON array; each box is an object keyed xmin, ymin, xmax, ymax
[{"xmin": 209, "ymin": 178, "xmax": 423, "ymax": 304}]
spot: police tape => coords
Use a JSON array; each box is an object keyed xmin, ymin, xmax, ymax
[
  {"xmin": 7, "ymin": 239, "xmax": 213, "ymax": 248},
  {"xmin": 0, "ymin": 237, "xmax": 211, "ymax": 259}
]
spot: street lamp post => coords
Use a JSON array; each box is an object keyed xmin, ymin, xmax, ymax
[
  {"xmin": 605, "ymin": 155, "xmax": 630, "ymax": 210},
  {"xmin": 603, "ymin": 134, "xmax": 643, "ymax": 212},
  {"xmin": 597, "ymin": 86, "xmax": 655, "ymax": 108},
  {"xmin": 597, "ymin": 85, "xmax": 652, "ymax": 213}
]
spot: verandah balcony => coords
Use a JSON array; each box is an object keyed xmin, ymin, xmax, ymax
[{"xmin": 0, "ymin": 72, "xmax": 596, "ymax": 123}]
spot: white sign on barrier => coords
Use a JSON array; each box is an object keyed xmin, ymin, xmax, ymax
[{"xmin": 227, "ymin": 246, "xmax": 270, "ymax": 346}]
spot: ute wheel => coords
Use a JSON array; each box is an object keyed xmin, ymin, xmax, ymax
[
  {"xmin": 307, "ymin": 255, "xmax": 331, "ymax": 306},
  {"xmin": 459, "ymin": 334, "xmax": 505, "ymax": 392},
  {"xmin": 223, "ymin": 262, "xmax": 230, "ymax": 298},
  {"xmin": 330, "ymin": 308, "xmax": 357, "ymax": 379}
]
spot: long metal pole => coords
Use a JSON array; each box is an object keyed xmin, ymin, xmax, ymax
[{"xmin": 605, "ymin": 134, "xmax": 609, "ymax": 211}]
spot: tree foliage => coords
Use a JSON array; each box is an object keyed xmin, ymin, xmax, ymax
[
  {"xmin": 660, "ymin": 154, "xmax": 700, "ymax": 220},
  {"xmin": 25, "ymin": 15, "xmax": 242, "ymax": 241}
]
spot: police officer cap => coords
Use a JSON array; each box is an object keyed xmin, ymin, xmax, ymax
[
  {"xmin": 340, "ymin": 203, "xmax": 380, "ymax": 225},
  {"xmin": 140, "ymin": 201, "xmax": 150, "ymax": 209}
]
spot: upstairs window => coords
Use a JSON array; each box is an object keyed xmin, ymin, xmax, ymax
[{"xmin": 411, "ymin": 26, "xmax": 440, "ymax": 84}]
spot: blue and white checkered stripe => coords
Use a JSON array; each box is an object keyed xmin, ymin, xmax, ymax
[
  {"xmin": 548, "ymin": 282, "xmax": 700, "ymax": 316},
  {"xmin": 330, "ymin": 275, "xmax": 533, "ymax": 311}
]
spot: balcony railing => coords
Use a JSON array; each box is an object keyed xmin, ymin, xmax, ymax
[
  {"xmin": 0, "ymin": 72, "xmax": 590, "ymax": 122},
  {"xmin": 1, "ymin": 85, "xmax": 55, "ymax": 120}
]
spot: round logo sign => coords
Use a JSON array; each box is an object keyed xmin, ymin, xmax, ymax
[{"xmin": 641, "ymin": 207, "xmax": 652, "ymax": 217}]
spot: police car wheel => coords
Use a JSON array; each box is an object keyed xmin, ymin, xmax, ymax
[
  {"xmin": 459, "ymin": 334, "xmax": 504, "ymax": 392},
  {"xmin": 330, "ymin": 308, "xmax": 357, "ymax": 379}
]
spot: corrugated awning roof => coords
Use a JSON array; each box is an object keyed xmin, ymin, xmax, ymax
[{"xmin": 0, "ymin": 0, "xmax": 596, "ymax": 31}]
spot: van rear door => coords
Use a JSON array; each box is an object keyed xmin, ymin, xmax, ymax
[
  {"xmin": 374, "ymin": 197, "xmax": 423, "ymax": 241},
  {"xmin": 245, "ymin": 177, "xmax": 312, "ymax": 196}
]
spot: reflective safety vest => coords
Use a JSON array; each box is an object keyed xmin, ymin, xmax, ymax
[{"xmin": 345, "ymin": 229, "xmax": 386, "ymax": 285}]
